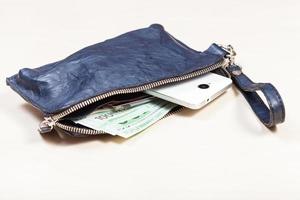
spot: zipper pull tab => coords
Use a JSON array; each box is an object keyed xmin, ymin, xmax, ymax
[
  {"xmin": 218, "ymin": 44, "xmax": 242, "ymax": 77},
  {"xmin": 218, "ymin": 44, "xmax": 236, "ymax": 65},
  {"xmin": 38, "ymin": 117, "xmax": 55, "ymax": 134}
]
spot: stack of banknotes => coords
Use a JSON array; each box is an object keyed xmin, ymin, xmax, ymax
[{"xmin": 72, "ymin": 96, "xmax": 178, "ymax": 138}]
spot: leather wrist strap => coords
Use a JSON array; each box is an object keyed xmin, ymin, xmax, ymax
[{"xmin": 227, "ymin": 65, "xmax": 285, "ymax": 128}]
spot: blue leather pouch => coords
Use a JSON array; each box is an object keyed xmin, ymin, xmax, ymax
[{"xmin": 6, "ymin": 24, "xmax": 285, "ymax": 136}]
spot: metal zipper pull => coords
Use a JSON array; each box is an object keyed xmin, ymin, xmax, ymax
[
  {"xmin": 218, "ymin": 44, "xmax": 236, "ymax": 64},
  {"xmin": 217, "ymin": 44, "xmax": 241, "ymax": 77},
  {"xmin": 38, "ymin": 117, "xmax": 55, "ymax": 134}
]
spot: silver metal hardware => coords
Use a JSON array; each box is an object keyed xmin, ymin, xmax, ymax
[
  {"xmin": 38, "ymin": 117, "xmax": 55, "ymax": 134},
  {"xmin": 231, "ymin": 69, "xmax": 242, "ymax": 76},
  {"xmin": 218, "ymin": 44, "xmax": 236, "ymax": 65},
  {"xmin": 217, "ymin": 44, "xmax": 241, "ymax": 78}
]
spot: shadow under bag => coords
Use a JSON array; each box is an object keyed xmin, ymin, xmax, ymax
[{"xmin": 6, "ymin": 24, "xmax": 285, "ymax": 136}]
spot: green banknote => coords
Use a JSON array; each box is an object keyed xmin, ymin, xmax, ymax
[{"xmin": 73, "ymin": 97, "xmax": 177, "ymax": 138}]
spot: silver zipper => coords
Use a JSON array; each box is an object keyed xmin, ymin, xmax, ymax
[
  {"xmin": 39, "ymin": 44, "xmax": 236, "ymax": 135},
  {"xmin": 54, "ymin": 106, "xmax": 185, "ymax": 135}
]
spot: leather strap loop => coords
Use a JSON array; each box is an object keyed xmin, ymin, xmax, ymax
[{"xmin": 227, "ymin": 65, "xmax": 285, "ymax": 128}]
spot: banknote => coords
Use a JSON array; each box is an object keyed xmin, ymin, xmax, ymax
[{"xmin": 73, "ymin": 97, "xmax": 177, "ymax": 138}]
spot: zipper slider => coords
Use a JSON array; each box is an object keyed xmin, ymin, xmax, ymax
[
  {"xmin": 218, "ymin": 44, "xmax": 236, "ymax": 65},
  {"xmin": 218, "ymin": 44, "xmax": 242, "ymax": 77},
  {"xmin": 38, "ymin": 117, "xmax": 55, "ymax": 134}
]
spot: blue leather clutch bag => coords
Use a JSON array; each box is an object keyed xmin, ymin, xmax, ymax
[{"xmin": 6, "ymin": 24, "xmax": 285, "ymax": 136}]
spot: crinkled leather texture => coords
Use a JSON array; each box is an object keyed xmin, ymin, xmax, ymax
[{"xmin": 6, "ymin": 24, "xmax": 226, "ymax": 114}]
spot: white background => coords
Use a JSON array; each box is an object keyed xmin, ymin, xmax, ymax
[{"xmin": 1, "ymin": 0, "xmax": 300, "ymax": 199}]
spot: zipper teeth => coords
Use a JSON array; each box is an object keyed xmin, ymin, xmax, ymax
[
  {"xmin": 56, "ymin": 122, "xmax": 106, "ymax": 135},
  {"xmin": 52, "ymin": 58, "xmax": 227, "ymax": 121},
  {"xmin": 53, "ymin": 58, "xmax": 228, "ymax": 135},
  {"xmin": 56, "ymin": 106, "xmax": 185, "ymax": 135}
]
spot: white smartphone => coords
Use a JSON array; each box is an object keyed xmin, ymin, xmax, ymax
[{"xmin": 145, "ymin": 73, "xmax": 232, "ymax": 109}]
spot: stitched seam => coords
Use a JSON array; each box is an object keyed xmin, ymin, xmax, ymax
[
  {"xmin": 234, "ymin": 75, "xmax": 273, "ymax": 126},
  {"xmin": 261, "ymin": 85, "xmax": 274, "ymax": 127},
  {"xmin": 265, "ymin": 84, "xmax": 285, "ymax": 123}
]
